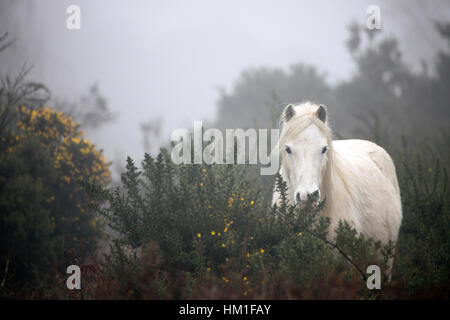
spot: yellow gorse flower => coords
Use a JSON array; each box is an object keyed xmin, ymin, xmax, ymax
[
  {"xmin": 16, "ymin": 106, "xmax": 111, "ymax": 186},
  {"xmin": 227, "ymin": 196, "xmax": 234, "ymax": 207},
  {"xmin": 71, "ymin": 137, "xmax": 81, "ymax": 144}
]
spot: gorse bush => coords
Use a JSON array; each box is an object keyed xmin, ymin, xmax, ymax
[
  {"xmin": 0, "ymin": 105, "xmax": 111, "ymax": 296},
  {"xmin": 0, "ymin": 135, "xmax": 58, "ymax": 292},
  {"xmin": 86, "ymin": 150, "xmax": 394, "ymax": 299},
  {"xmin": 391, "ymin": 133, "xmax": 450, "ymax": 298}
]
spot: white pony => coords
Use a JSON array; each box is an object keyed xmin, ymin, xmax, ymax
[{"xmin": 272, "ymin": 102, "xmax": 402, "ymax": 274}]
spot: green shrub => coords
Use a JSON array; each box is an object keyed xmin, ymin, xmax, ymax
[
  {"xmin": 392, "ymin": 133, "xmax": 450, "ymax": 298},
  {"xmin": 0, "ymin": 106, "xmax": 111, "ymax": 297},
  {"xmin": 87, "ymin": 150, "xmax": 393, "ymax": 299},
  {"xmin": 0, "ymin": 135, "xmax": 58, "ymax": 294}
]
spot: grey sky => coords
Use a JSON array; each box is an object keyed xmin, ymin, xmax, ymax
[{"xmin": 2, "ymin": 0, "xmax": 449, "ymax": 165}]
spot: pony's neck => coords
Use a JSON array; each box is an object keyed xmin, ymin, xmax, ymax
[{"xmin": 323, "ymin": 142, "xmax": 359, "ymax": 217}]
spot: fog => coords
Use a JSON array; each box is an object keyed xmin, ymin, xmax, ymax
[{"xmin": 1, "ymin": 0, "xmax": 449, "ymax": 165}]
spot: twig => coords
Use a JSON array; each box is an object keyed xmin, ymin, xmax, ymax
[
  {"xmin": 304, "ymin": 229, "xmax": 368, "ymax": 282},
  {"xmin": 1, "ymin": 259, "xmax": 9, "ymax": 289}
]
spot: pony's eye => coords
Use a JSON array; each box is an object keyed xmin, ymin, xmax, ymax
[
  {"xmin": 285, "ymin": 146, "xmax": 292, "ymax": 154},
  {"xmin": 321, "ymin": 146, "xmax": 328, "ymax": 154}
]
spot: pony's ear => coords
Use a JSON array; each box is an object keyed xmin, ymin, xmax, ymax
[
  {"xmin": 316, "ymin": 104, "xmax": 327, "ymax": 123},
  {"xmin": 284, "ymin": 104, "xmax": 295, "ymax": 122}
]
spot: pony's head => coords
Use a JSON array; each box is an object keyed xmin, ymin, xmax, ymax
[{"xmin": 278, "ymin": 102, "xmax": 332, "ymax": 204}]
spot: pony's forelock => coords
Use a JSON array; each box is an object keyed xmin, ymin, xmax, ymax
[{"xmin": 278, "ymin": 102, "xmax": 333, "ymax": 150}]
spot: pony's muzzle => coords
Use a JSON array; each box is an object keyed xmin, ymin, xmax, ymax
[{"xmin": 295, "ymin": 189, "xmax": 320, "ymax": 203}]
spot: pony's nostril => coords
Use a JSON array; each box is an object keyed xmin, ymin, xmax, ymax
[
  {"xmin": 309, "ymin": 190, "xmax": 320, "ymax": 201},
  {"xmin": 296, "ymin": 192, "xmax": 301, "ymax": 203}
]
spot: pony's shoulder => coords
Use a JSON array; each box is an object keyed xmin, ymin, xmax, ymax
[
  {"xmin": 332, "ymin": 139, "xmax": 393, "ymax": 165},
  {"xmin": 332, "ymin": 139, "xmax": 382, "ymax": 154},
  {"xmin": 332, "ymin": 139, "xmax": 397, "ymax": 182}
]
